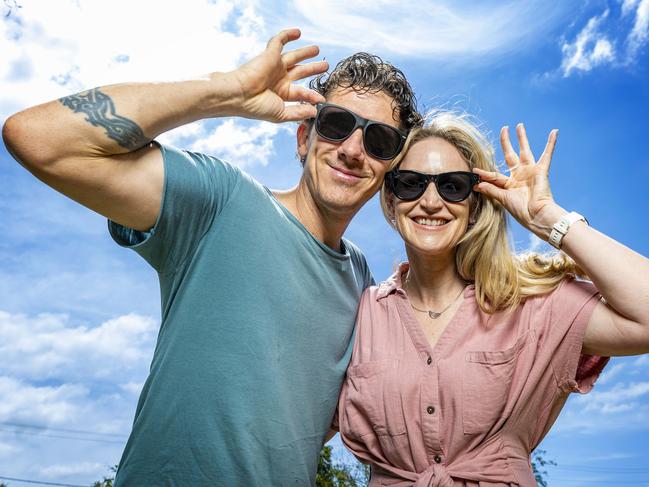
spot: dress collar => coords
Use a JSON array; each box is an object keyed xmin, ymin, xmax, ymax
[{"xmin": 376, "ymin": 262, "xmax": 410, "ymax": 301}]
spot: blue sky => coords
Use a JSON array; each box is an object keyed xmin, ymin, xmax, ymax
[{"xmin": 0, "ymin": 0, "xmax": 648, "ymax": 485}]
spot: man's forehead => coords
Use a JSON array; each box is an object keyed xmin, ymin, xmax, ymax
[{"xmin": 326, "ymin": 87, "xmax": 399, "ymax": 125}]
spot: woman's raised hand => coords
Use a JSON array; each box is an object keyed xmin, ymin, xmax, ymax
[{"xmin": 473, "ymin": 124, "xmax": 562, "ymax": 239}]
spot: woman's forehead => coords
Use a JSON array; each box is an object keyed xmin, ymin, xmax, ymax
[{"xmin": 400, "ymin": 137, "xmax": 469, "ymax": 173}]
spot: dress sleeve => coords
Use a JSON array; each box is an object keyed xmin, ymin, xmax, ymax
[
  {"xmin": 108, "ymin": 143, "xmax": 241, "ymax": 274},
  {"xmin": 549, "ymin": 278, "xmax": 610, "ymax": 393}
]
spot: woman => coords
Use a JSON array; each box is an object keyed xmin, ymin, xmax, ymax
[{"xmin": 334, "ymin": 112, "xmax": 649, "ymax": 486}]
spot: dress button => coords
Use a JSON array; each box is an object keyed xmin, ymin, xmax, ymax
[
  {"xmin": 434, "ymin": 455, "xmax": 442, "ymax": 464},
  {"xmin": 427, "ymin": 406, "xmax": 435, "ymax": 414},
  {"xmin": 427, "ymin": 356, "xmax": 432, "ymax": 365}
]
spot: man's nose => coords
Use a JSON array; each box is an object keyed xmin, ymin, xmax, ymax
[{"xmin": 337, "ymin": 128, "xmax": 365, "ymax": 166}]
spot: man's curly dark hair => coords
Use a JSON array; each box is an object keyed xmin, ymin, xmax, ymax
[{"xmin": 309, "ymin": 52, "xmax": 423, "ymax": 131}]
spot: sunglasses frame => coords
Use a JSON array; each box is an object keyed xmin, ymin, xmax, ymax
[
  {"xmin": 314, "ymin": 103, "xmax": 407, "ymax": 160},
  {"xmin": 386, "ymin": 168, "xmax": 481, "ymax": 203}
]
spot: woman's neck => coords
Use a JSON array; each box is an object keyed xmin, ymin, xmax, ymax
[{"xmin": 403, "ymin": 247, "xmax": 467, "ymax": 309}]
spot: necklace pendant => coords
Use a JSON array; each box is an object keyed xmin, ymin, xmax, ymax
[{"xmin": 428, "ymin": 311, "xmax": 442, "ymax": 319}]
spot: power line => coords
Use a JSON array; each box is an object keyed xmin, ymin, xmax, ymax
[
  {"xmin": 0, "ymin": 428, "xmax": 125, "ymax": 444},
  {"xmin": 0, "ymin": 475, "xmax": 89, "ymax": 487},
  {"xmin": 0, "ymin": 422, "xmax": 126, "ymax": 438}
]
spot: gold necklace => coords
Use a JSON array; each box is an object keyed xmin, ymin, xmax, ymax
[{"xmin": 405, "ymin": 279, "xmax": 466, "ymax": 319}]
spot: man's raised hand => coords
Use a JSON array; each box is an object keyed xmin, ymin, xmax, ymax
[{"xmin": 226, "ymin": 28, "xmax": 328, "ymax": 123}]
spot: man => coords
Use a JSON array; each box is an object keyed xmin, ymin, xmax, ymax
[{"xmin": 3, "ymin": 29, "xmax": 421, "ymax": 485}]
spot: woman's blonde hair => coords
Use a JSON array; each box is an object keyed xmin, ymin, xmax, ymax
[{"xmin": 380, "ymin": 110, "xmax": 586, "ymax": 313}]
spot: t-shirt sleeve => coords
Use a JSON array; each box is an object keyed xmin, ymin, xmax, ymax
[
  {"xmin": 549, "ymin": 278, "xmax": 609, "ymax": 394},
  {"xmin": 344, "ymin": 239, "xmax": 375, "ymax": 289},
  {"xmin": 108, "ymin": 143, "xmax": 241, "ymax": 273}
]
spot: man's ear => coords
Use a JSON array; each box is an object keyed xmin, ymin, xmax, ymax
[{"xmin": 297, "ymin": 121, "xmax": 312, "ymax": 164}]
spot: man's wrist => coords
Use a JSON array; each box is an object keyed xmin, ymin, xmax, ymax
[{"xmin": 205, "ymin": 71, "xmax": 247, "ymax": 118}]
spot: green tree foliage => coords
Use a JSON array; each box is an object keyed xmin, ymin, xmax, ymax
[
  {"xmin": 92, "ymin": 465, "xmax": 118, "ymax": 487},
  {"xmin": 532, "ymin": 449, "xmax": 556, "ymax": 487},
  {"xmin": 316, "ymin": 445, "xmax": 369, "ymax": 487},
  {"xmin": 91, "ymin": 448, "xmax": 551, "ymax": 486}
]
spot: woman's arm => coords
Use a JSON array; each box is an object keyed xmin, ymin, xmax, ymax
[{"xmin": 473, "ymin": 124, "xmax": 649, "ymax": 357}]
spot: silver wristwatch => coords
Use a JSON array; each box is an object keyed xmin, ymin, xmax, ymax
[{"xmin": 548, "ymin": 211, "xmax": 588, "ymax": 249}]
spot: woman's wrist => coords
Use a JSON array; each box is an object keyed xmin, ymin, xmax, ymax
[{"xmin": 529, "ymin": 204, "xmax": 569, "ymax": 242}]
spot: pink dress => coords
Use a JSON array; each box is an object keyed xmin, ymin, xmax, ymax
[{"xmin": 336, "ymin": 263, "xmax": 608, "ymax": 486}]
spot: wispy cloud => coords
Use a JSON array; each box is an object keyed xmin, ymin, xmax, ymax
[
  {"xmin": 558, "ymin": 1, "xmax": 649, "ymax": 77},
  {"xmin": 555, "ymin": 356, "xmax": 649, "ymax": 434},
  {"xmin": 626, "ymin": 0, "xmax": 649, "ymax": 61},
  {"xmin": 276, "ymin": 0, "xmax": 569, "ymax": 60},
  {"xmin": 561, "ymin": 10, "xmax": 615, "ymax": 77}
]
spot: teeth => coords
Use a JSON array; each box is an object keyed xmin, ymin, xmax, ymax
[{"xmin": 415, "ymin": 218, "xmax": 447, "ymax": 227}]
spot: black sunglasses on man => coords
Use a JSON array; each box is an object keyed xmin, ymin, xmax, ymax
[{"xmin": 314, "ymin": 103, "xmax": 407, "ymax": 160}]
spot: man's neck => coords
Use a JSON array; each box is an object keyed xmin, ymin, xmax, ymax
[{"xmin": 272, "ymin": 183, "xmax": 355, "ymax": 252}]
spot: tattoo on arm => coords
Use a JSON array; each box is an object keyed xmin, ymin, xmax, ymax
[{"xmin": 59, "ymin": 88, "xmax": 149, "ymax": 150}]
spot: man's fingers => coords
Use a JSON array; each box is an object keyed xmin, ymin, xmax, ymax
[
  {"xmin": 281, "ymin": 102, "xmax": 318, "ymax": 122},
  {"xmin": 500, "ymin": 126, "xmax": 520, "ymax": 169},
  {"xmin": 287, "ymin": 61, "xmax": 329, "ymax": 82},
  {"xmin": 284, "ymin": 85, "xmax": 325, "ymax": 105},
  {"xmin": 283, "ymin": 45, "xmax": 321, "ymax": 67},
  {"xmin": 267, "ymin": 28, "xmax": 301, "ymax": 50}
]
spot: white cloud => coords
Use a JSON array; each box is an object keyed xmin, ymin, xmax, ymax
[
  {"xmin": 159, "ymin": 119, "xmax": 291, "ymax": 168},
  {"xmin": 40, "ymin": 462, "xmax": 106, "ymax": 478},
  {"xmin": 0, "ymin": 311, "xmax": 157, "ymax": 382},
  {"xmin": 527, "ymin": 233, "xmax": 548, "ymax": 253},
  {"xmin": 0, "ymin": 0, "xmax": 266, "ymax": 121},
  {"xmin": 0, "ymin": 377, "xmax": 88, "ymax": 424},
  {"xmin": 282, "ymin": 0, "xmax": 568, "ymax": 60},
  {"xmin": 626, "ymin": 0, "xmax": 649, "ymax": 60},
  {"xmin": 560, "ymin": 10, "xmax": 616, "ymax": 77},
  {"xmin": 557, "ymin": 1, "xmax": 649, "ymax": 77},
  {"xmin": 0, "ymin": 310, "xmax": 156, "ymax": 483}
]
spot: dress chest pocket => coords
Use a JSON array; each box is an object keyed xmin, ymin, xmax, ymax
[
  {"xmin": 462, "ymin": 330, "xmax": 536, "ymax": 435},
  {"xmin": 344, "ymin": 359, "xmax": 408, "ymax": 440}
]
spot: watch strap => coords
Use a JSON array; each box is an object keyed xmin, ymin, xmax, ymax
[{"xmin": 548, "ymin": 211, "xmax": 587, "ymax": 249}]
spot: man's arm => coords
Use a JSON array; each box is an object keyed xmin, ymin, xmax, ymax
[{"xmin": 2, "ymin": 28, "xmax": 327, "ymax": 231}]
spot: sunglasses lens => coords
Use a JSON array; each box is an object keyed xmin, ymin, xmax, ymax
[
  {"xmin": 366, "ymin": 124, "xmax": 403, "ymax": 160},
  {"xmin": 436, "ymin": 173, "xmax": 474, "ymax": 202},
  {"xmin": 316, "ymin": 106, "xmax": 356, "ymax": 140},
  {"xmin": 392, "ymin": 172, "xmax": 427, "ymax": 200}
]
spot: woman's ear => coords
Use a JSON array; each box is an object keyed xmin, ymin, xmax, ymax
[{"xmin": 386, "ymin": 192, "xmax": 397, "ymax": 226}]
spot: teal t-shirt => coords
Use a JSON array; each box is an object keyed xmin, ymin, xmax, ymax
[{"xmin": 109, "ymin": 144, "xmax": 373, "ymax": 486}]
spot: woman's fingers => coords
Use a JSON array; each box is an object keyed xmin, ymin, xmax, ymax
[
  {"xmin": 538, "ymin": 129, "xmax": 558, "ymax": 172},
  {"xmin": 500, "ymin": 126, "xmax": 520, "ymax": 170},
  {"xmin": 473, "ymin": 180, "xmax": 507, "ymax": 205},
  {"xmin": 516, "ymin": 123, "xmax": 534, "ymax": 164},
  {"xmin": 473, "ymin": 167, "xmax": 509, "ymax": 188}
]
